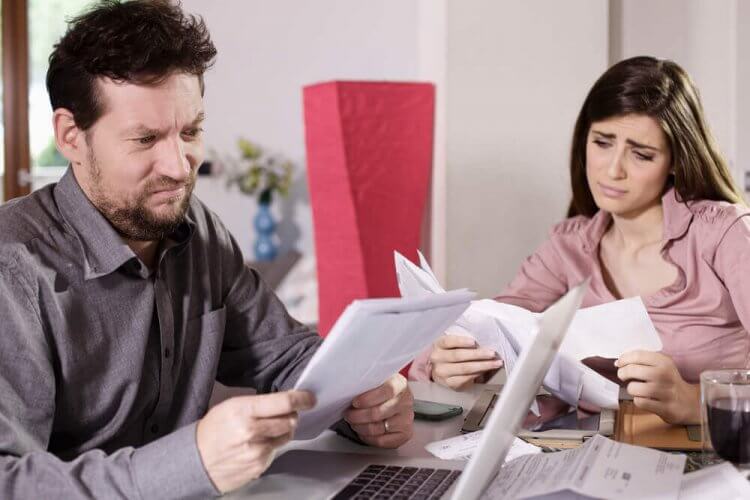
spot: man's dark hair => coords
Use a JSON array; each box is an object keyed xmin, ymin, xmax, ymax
[{"xmin": 46, "ymin": 0, "xmax": 217, "ymax": 130}]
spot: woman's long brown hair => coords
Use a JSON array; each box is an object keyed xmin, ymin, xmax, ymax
[{"xmin": 568, "ymin": 56, "xmax": 744, "ymax": 217}]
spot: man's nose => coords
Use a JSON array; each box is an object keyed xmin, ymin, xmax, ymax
[{"xmin": 156, "ymin": 136, "xmax": 190, "ymax": 182}]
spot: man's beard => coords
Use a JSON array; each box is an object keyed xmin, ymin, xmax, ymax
[{"xmin": 87, "ymin": 152, "xmax": 197, "ymax": 241}]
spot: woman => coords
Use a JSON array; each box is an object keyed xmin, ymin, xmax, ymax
[{"xmin": 411, "ymin": 56, "xmax": 749, "ymax": 425}]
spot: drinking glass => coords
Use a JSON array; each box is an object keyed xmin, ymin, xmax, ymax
[{"xmin": 700, "ymin": 369, "xmax": 750, "ymax": 469}]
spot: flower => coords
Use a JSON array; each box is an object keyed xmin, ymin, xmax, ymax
[{"xmin": 226, "ymin": 138, "xmax": 294, "ymax": 204}]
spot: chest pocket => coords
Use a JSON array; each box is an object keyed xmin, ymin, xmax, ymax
[
  {"xmin": 182, "ymin": 306, "xmax": 227, "ymax": 402},
  {"xmin": 187, "ymin": 306, "xmax": 227, "ymax": 337}
]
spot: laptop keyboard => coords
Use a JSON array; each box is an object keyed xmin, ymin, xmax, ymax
[{"xmin": 332, "ymin": 464, "xmax": 461, "ymax": 499}]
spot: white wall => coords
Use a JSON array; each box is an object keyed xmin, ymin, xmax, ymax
[
  {"xmin": 442, "ymin": 0, "xmax": 609, "ymax": 296},
  {"xmin": 181, "ymin": 0, "xmax": 421, "ymax": 259},
  {"xmin": 612, "ymin": 0, "xmax": 739, "ymax": 181},
  {"xmin": 180, "ymin": 0, "xmax": 749, "ymax": 302},
  {"xmin": 739, "ymin": 1, "xmax": 750, "ymax": 186}
]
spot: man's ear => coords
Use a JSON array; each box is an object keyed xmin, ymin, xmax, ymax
[{"xmin": 53, "ymin": 108, "xmax": 87, "ymax": 165}]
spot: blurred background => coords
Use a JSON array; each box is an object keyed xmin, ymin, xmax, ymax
[{"xmin": 2, "ymin": 0, "xmax": 749, "ymax": 320}]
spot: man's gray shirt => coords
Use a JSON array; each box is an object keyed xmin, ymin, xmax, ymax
[{"xmin": 0, "ymin": 169, "xmax": 322, "ymax": 498}]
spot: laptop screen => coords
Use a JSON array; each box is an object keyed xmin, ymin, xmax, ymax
[{"xmin": 449, "ymin": 280, "xmax": 589, "ymax": 500}]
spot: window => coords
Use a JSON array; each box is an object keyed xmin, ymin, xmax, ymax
[
  {"xmin": 29, "ymin": 0, "xmax": 92, "ymax": 190},
  {"xmin": 2, "ymin": 0, "xmax": 92, "ymax": 201}
]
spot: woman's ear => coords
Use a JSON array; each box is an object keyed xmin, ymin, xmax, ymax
[{"xmin": 52, "ymin": 108, "xmax": 86, "ymax": 165}]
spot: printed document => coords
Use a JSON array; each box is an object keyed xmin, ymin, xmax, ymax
[
  {"xmin": 481, "ymin": 434, "xmax": 685, "ymax": 500},
  {"xmin": 293, "ymin": 289, "xmax": 474, "ymax": 439},
  {"xmin": 425, "ymin": 430, "xmax": 541, "ymax": 462},
  {"xmin": 394, "ymin": 251, "xmax": 662, "ymax": 410}
]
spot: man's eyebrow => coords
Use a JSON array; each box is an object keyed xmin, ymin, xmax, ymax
[
  {"xmin": 189, "ymin": 112, "xmax": 206, "ymax": 126},
  {"xmin": 123, "ymin": 113, "xmax": 205, "ymax": 136},
  {"xmin": 591, "ymin": 129, "xmax": 661, "ymax": 152},
  {"xmin": 123, "ymin": 124, "xmax": 160, "ymax": 137}
]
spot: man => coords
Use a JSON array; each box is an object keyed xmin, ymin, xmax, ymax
[{"xmin": 0, "ymin": 1, "xmax": 413, "ymax": 498}]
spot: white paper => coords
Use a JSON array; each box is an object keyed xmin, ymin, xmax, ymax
[
  {"xmin": 565, "ymin": 297, "xmax": 663, "ymax": 359},
  {"xmin": 394, "ymin": 251, "xmax": 444, "ymax": 297},
  {"xmin": 293, "ymin": 290, "xmax": 474, "ymax": 439},
  {"xmin": 393, "ymin": 251, "xmax": 664, "ymax": 410},
  {"xmin": 425, "ymin": 430, "xmax": 541, "ymax": 462},
  {"xmin": 679, "ymin": 463, "xmax": 750, "ymax": 500},
  {"xmin": 482, "ymin": 434, "xmax": 686, "ymax": 500}
]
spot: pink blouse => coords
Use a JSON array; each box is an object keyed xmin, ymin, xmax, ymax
[{"xmin": 409, "ymin": 188, "xmax": 750, "ymax": 384}]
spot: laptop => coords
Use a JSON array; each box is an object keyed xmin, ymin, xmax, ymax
[
  {"xmin": 233, "ymin": 280, "xmax": 588, "ymax": 500},
  {"xmin": 461, "ymin": 385, "xmax": 616, "ymax": 444}
]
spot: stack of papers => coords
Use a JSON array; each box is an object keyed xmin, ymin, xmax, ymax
[
  {"xmin": 293, "ymin": 289, "xmax": 475, "ymax": 439},
  {"xmin": 428, "ymin": 431, "xmax": 750, "ymax": 499},
  {"xmin": 395, "ymin": 251, "xmax": 663, "ymax": 410},
  {"xmin": 482, "ymin": 434, "xmax": 686, "ymax": 499}
]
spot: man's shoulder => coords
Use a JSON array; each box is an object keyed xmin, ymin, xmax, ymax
[
  {"xmin": 0, "ymin": 185, "xmax": 62, "ymax": 251},
  {"xmin": 0, "ymin": 185, "xmax": 70, "ymax": 285}
]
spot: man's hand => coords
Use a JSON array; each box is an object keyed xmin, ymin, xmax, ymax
[
  {"xmin": 430, "ymin": 335, "xmax": 503, "ymax": 390},
  {"xmin": 344, "ymin": 374, "xmax": 414, "ymax": 448},
  {"xmin": 616, "ymin": 350, "xmax": 700, "ymax": 424},
  {"xmin": 196, "ymin": 390, "xmax": 315, "ymax": 493}
]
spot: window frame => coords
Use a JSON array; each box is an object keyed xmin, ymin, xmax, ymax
[{"xmin": 2, "ymin": 0, "xmax": 32, "ymax": 201}]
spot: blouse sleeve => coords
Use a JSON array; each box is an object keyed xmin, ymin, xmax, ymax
[
  {"xmin": 713, "ymin": 213, "xmax": 750, "ymax": 351},
  {"xmin": 493, "ymin": 234, "xmax": 570, "ymax": 313}
]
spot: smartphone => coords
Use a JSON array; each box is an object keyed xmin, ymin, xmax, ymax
[{"xmin": 413, "ymin": 399, "xmax": 463, "ymax": 421}]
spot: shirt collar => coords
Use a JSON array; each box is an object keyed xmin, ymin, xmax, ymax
[
  {"xmin": 660, "ymin": 186, "xmax": 693, "ymax": 242},
  {"xmin": 54, "ymin": 168, "xmax": 195, "ymax": 280},
  {"xmin": 580, "ymin": 186, "xmax": 693, "ymax": 254}
]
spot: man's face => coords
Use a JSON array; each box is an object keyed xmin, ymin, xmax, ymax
[{"xmin": 75, "ymin": 72, "xmax": 205, "ymax": 241}]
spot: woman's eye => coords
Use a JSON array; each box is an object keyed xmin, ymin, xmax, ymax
[
  {"xmin": 593, "ymin": 139, "xmax": 611, "ymax": 148},
  {"xmin": 634, "ymin": 151, "xmax": 654, "ymax": 162}
]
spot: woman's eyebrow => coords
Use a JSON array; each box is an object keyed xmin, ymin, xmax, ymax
[{"xmin": 591, "ymin": 129, "xmax": 661, "ymax": 151}]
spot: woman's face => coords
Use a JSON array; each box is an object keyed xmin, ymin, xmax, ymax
[{"xmin": 585, "ymin": 114, "xmax": 672, "ymax": 218}]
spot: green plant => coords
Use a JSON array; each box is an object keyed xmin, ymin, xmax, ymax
[{"xmin": 226, "ymin": 138, "xmax": 294, "ymax": 204}]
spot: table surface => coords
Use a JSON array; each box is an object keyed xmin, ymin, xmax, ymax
[{"xmin": 228, "ymin": 381, "xmax": 748, "ymax": 497}]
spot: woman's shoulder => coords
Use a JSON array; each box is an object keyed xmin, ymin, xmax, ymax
[
  {"xmin": 544, "ymin": 214, "xmax": 603, "ymax": 257},
  {"xmin": 686, "ymin": 198, "xmax": 750, "ymax": 236},
  {"xmin": 549, "ymin": 214, "xmax": 594, "ymax": 236},
  {"xmin": 680, "ymin": 199, "xmax": 750, "ymax": 258},
  {"xmin": 688, "ymin": 198, "xmax": 749, "ymax": 222}
]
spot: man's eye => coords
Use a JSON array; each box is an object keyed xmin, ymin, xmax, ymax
[
  {"xmin": 139, "ymin": 135, "xmax": 156, "ymax": 145},
  {"xmin": 183, "ymin": 128, "xmax": 203, "ymax": 138}
]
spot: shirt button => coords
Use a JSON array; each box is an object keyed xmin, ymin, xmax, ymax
[
  {"xmin": 150, "ymin": 423, "xmax": 159, "ymax": 434},
  {"xmin": 164, "ymin": 348, "xmax": 171, "ymax": 358}
]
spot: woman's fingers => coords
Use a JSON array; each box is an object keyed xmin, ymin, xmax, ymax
[
  {"xmin": 435, "ymin": 335, "xmax": 478, "ymax": 349},
  {"xmin": 616, "ymin": 363, "xmax": 658, "ymax": 383},
  {"xmin": 433, "ymin": 359, "xmax": 503, "ymax": 379},
  {"xmin": 431, "ymin": 346, "xmax": 498, "ymax": 364}
]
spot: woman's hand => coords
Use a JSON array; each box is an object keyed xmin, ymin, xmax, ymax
[
  {"xmin": 430, "ymin": 335, "xmax": 503, "ymax": 390},
  {"xmin": 616, "ymin": 350, "xmax": 700, "ymax": 424}
]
